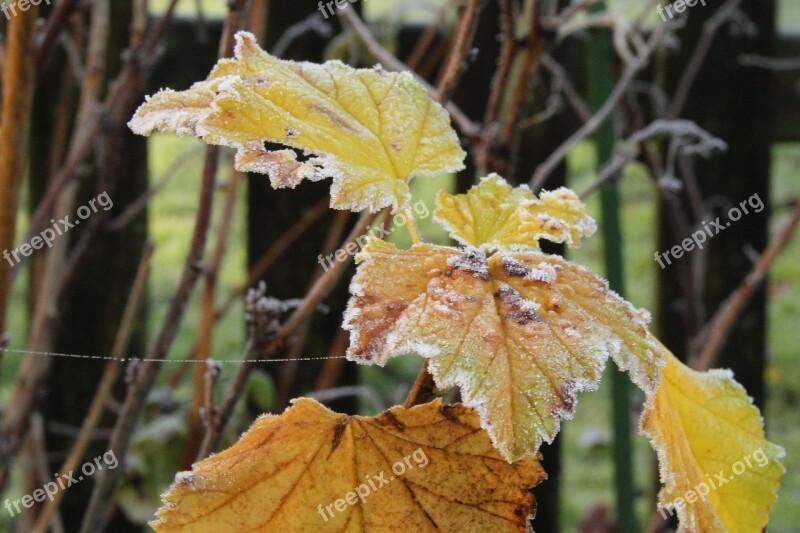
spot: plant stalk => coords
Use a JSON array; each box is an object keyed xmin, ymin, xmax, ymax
[{"xmin": 587, "ymin": 3, "xmax": 638, "ymax": 531}]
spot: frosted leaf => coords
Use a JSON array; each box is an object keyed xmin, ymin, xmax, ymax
[
  {"xmin": 129, "ymin": 31, "xmax": 465, "ymax": 213},
  {"xmin": 434, "ymin": 174, "xmax": 597, "ymax": 251},
  {"xmin": 344, "ymin": 239, "xmax": 665, "ymax": 461},
  {"xmin": 640, "ymin": 352, "xmax": 785, "ymax": 533},
  {"xmin": 152, "ymin": 399, "xmax": 544, "ymax": 532}
]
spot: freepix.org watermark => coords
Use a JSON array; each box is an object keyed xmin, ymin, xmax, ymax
[
  {"xmin": 1, "ymin": 0, "xmax": 50, "ymax": 20},
  {"xmin": 317, "ymin": 0, "xmax": 366, "ymax": 20},
  {"xmin": 657, "ymin": 447, "xmax": 770, "ymax": 520},
  {"xmin": 317, "ymin": 447, "xmax": 429, "ymax": 522},
  {"xmin": 3, "ymin": 450, "xmax": 118, "ymax": 517},
  {"xmin": 654, "ymin": 193, "xmax": 764, "ymax": 269},
  {"xmin": 3, "ymin": 191, "xmax": 113, "ymax": 268},
  {"xmin": 656, "ymin": 0, "xmax": 706, "ymax": 22},
  {"xmin": 317, "ymin": 198, "xmax": 430, "ymax": 272}
]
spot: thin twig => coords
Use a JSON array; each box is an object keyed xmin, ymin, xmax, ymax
[
  {"xmin": 271, "ymin": 12, "xmax": 332, "ymax": 57},
  {"xmin": 476, "ymin": 0, "xmax": 516, "ymax": 175},
  {"xmin": 33, "ymin": 243, "xmax": 153, "ymax": 533},
  {"xmin": 667, "ymin": 0, "xmax": 744, "ymax": 119},
  {"xmin": 313, "ymin": 328, "xmax": 350, "ymax": 392},
  {"xmin": 107, "ymin": 145, "xmax": 202, "ymax": 233},
  {"xmin": 738, "ymin": 53, "xmax": 800, "ymax": 71},
  {"xmin": 0, "ymin": 0, "xmax": 109, "ymax": 493},
  {"xmin": 497, "ymin": 0, "xmax": 545, "ymax": 152},
  {"xmin": 197, "ymin": 211, "xmax": 378, "ymax": 459},
  {"xmin": 691, "ymin": 202, "xmax": 800, "ymax": 371},
  {"xmin": 79, "ymin": 6, "xmax": 245, "ymax": 529},
  {"xmin": 29, "ymin": 415, "xmax": 65, "ymax": 533},
  {"xmin": 530, "ymin": 23, "xmax": 667, "ymax": 191},
  {"xmin": 182, "ymin": 164, "xmax": 241, "ymax": 468},
  {"xmin": 436, "ymin": 0, "xmax": 483, "ymax": 102},
  {"xmin": 405, "ymin": 0, "xmax": 454, "ymax": 71},
  {"xmin": 579, "ymin": 119, "xmax": 726, "ymax": 198},
  {"xmin": 277, "ymin": 210, "xmax": 350, "ymax": 410},
  {"xmin": 540, "ymin": 53, "xmax": 592, "ymax": 122},
  {"xmin": 308, "ymin": 386, "xmax": 386, "ymax": 413},
  {"xmin": 35, "ymin": 0, "xmax": 81, "ymax": 76}
]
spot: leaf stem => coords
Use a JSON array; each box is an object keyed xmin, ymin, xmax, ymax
[
  {"xmin": 403, "ymin": 207, "xmax": 422, "ymax": 244},
  {"xmin": 404, "ymin": 360, "xmax": 436, "ymax": 408}
]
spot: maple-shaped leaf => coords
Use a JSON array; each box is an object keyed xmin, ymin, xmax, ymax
[
  {"xmin": 641, "ymin": 351, "xmax": 785, "ymax": 533},
  {"xmin": 344, "ymin": 239, "xmax": 665, "ymax": 461},
  {"xmin": 434, "ymin": 174, "xmax": 597, "ymax": 251},
  {"xmin": 152, "ymin": 398, "xmax": 544, "ymax": 532},
  {"xmin": 129, "ymin": 31, "xmax": 465, "ymax": 213}
]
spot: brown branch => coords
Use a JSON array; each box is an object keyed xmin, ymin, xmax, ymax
[
  {"xmin": 35, "ymin": 0, "xmax": 81, "ymax": 76},
  {"xmin": 436, "ymin": 0, "xmax": 483, "ymax": 102},
  {"xmin": 0, "ymin": 0, "xmax": 39, "ymax": 375},
  {"xmin": 182, "ymin": 164, "xmax": 241, "ymax": 469},
  {"xmin": 405, "ymin": 0, "xmax": 455, "ymax": 71},
  {"xmin": 276, "ymin": 210, "xmax": 351, "ymax": 410},
  {"xmin": 196, "ymin": 211, "xmax": 379, "ymax": 459},
  {"xmin": 0, "ymin": 0, "xmax": 109, "ymax": 493},
  {"xmin": 32, "ymin": 243, "xmax": 153, "ymax": 533},
  {"xmin": 497, "ymin": 0, "xmax": 545, "ymax": 152},
  {"xmin": 475, "ymin": 0, "xmax": 516, "ymax": 175},
  {"xmin": 79, "ymin": 5, "xmax": 246, "ymax": 530},
  {"xmin": 691, "ymin": 201, "xmax": 800, "ymax": 371},
  {"xmin": 314, "ymin": 327, "xmax": 350, "ymax": 392}
]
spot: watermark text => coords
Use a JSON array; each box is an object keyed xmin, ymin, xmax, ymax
[
  {"xmin": 654, "ymin": 193, "xmax": 764, "ymax": 269},
  {"xmin": 3, "ymin": 191, "xmax": 113, "ymax": 269},
  {"xmin": 317, "ymin": 447, "xmax": 429, "ymax": 521}
]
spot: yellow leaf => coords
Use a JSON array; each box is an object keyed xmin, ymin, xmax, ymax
[
  {"xmin": 641, "ymin": 351, "xmax": 785, "ymax": 533},
  {"xmin": 434, "ymin": 174, "xmax": 597, "ymax": 251},
  {"xmin": 344, "ymin": 239, "xmax": 664, "ymax": 461},
  {"xmin": 129, "ymin": 31, "xmax": 465, "ymax": 213},
  {"xmin": 152, "ymin": 398, "xmax": 544, "ymax": 532}
]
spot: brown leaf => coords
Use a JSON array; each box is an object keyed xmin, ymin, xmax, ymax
[{"xmin": 152, "ymin": 399, "xmax": 545, "ymax": 532}]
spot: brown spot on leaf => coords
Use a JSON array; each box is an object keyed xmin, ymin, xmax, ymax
[
  {"xmin": 331, "ymin": 417, "xmax": 350, "ymax": 453},
  {"xmin": 378, "ymin": 410, "xmax": 406, "ymax": 431},
  {"xmin": 501, "ymin": 257, "xmax": 529, "ymax": 277},
  {"xmin": 495, "ymin": 285, "xmax": 541, "ymax": 325},
  {"xmin": 310, "ymin": 104, "xmax": 360, "ymax": 134},
  {"xmin": 448, "ymin": 249, "xmax": 489, "ymax": 281}
]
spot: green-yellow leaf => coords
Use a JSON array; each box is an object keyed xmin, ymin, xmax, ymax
[
  {"xmin": 344, "ymin": 238, "xmax": 664, "ymax": 461},
  {"xmin": 434, "ymin": 174, "xmax": 597, "ymax": 251},
  {"xmin": 641, "ymin": 351, "xmax": 785, "ymax": 533},
  {"xmin": 129, "ymin": 31, "xmax": 465, "ymax": 213}
]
